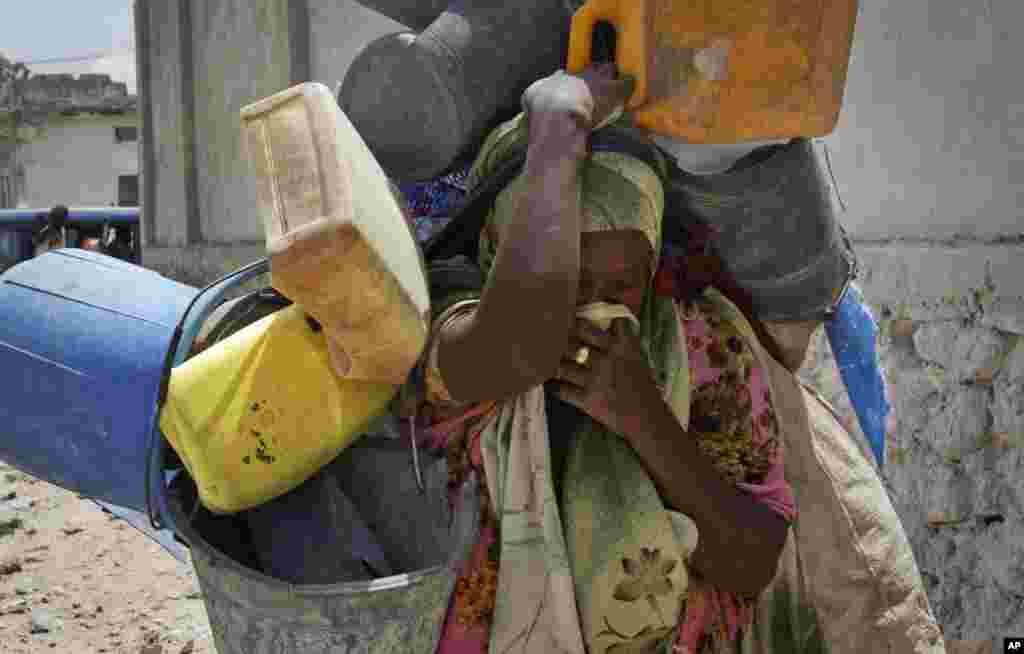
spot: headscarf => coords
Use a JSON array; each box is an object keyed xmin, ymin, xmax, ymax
[
  {"xmin": 459, "ymin": 112, "xmax": 698, "ymax": 654},
  {"xmin": 470, "ymin": 113, "xmax": 663, "ymax": 278}
]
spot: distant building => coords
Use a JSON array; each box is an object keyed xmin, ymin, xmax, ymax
[
  {"xmin": 0, "ymin": 72, "xmax": 138, "ymax": 209},
  {"xmin": 17, "ymin": 73, "xmax": 130, "ymax": 111}
]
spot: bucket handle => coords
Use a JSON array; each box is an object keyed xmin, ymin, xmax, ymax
[{"xmin": 147, "ymin": 257, "xmax": 272, "ymax": 531}]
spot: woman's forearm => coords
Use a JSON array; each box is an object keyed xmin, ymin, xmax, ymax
[
  {"xmin": 440, "ymin": 113, "xmax": 588, "ymax": 402},
  {"xmin": 625, "ymin": 398, "xmax": 788, "ymax": 597}
]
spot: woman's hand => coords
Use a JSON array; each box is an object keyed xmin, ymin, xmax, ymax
[
  {"xmin": 555, "ymin": 320, "xmax": 789, "ymax": 597},
  {"xmin": 523, "ymin": 64, "xmax": 634, "ymax": 128},
  {"xmin": 553, "ymin": 318, "xmax": 664, "ymax": 437},
  {"xmin": 521, "ymin": 65, "xmax": 636, "ymax": 160}
]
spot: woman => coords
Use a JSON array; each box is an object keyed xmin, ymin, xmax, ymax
[{"xmin": 411, "ymin": 65, "xmax": 795, "ymax": 654}]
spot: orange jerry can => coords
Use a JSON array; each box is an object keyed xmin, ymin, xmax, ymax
[{"xmin": 567, "ymin": 0, "xmax": 859, "ymax": 143}]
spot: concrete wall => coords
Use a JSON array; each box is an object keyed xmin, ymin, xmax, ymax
[
  {"xmin": 802, "ymin": 1, "xmax": 1024, "ymax": 645},
  {"xmin": 135, "ymin": 0, "xmax": 399, "ymax": 278},
  {"xmin": 18, "ymin": 113, "xmax": 139, "ymax": 208}
]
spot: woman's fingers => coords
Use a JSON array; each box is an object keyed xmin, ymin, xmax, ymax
[
  {"xmin": 556, "ymin": 358, "xmax": 591, "ymax": 389},
  {"xmin": 610, "ymin": 317, "xmax": 632, "ymax": 339},
  {"xmin": 575, "ymin": 320, "xmax": 612, "ymax": 350}
]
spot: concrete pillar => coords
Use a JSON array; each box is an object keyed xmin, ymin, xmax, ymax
[{"xmin": 135, "ymin": 0, "xmax": 197, "ymax": 247}]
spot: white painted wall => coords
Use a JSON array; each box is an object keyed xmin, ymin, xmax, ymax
[{"xmin": 20, "ymin": 114, "xmax": 139, "ymax": 209}]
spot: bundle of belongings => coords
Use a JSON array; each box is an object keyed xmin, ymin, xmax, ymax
[{"xmin": 157, "ymin": 1, "xmax": 945, "ymax": 653}]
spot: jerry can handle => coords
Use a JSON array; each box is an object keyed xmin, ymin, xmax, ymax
[{"xmin": 566, "ymin": 0, "xmax": 646, "ymax": 109}]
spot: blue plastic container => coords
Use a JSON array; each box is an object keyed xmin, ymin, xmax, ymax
[
  {"xmin": 0, "ymin": 249, "xmax": 268, "ymax": 514},
  {"xmin": 0, "ymin": 249, "xmax": 198, "ymax": 511}
]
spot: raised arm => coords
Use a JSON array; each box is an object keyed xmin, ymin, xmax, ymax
[{"xmin": 438, "ymin": 67, "xmax": 634, "ymax": 403}]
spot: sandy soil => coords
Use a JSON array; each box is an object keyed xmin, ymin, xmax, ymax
[{"xmin": 0, "ymin": 462, "xmax": 214, "ymax": 654}]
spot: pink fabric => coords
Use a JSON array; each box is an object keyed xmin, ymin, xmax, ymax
[
  {"xmin": 737, "ymin": 457, "xmax": 797, "ymax": 523},
  {"xmin": 682, "ymin": 312, "xmax": 796, "ymax": 522},
  {"xmin": 674, "ymin": 310, "xmax": 797, "ymax": 652}
]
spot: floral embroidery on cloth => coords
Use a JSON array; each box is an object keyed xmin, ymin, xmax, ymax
[
  {"xmin": 681, "ymin": 299, "xmax": 780, "ymax": 488},
  {"xmin": 418, "ymin": 293, "xmax": 795, "ymax": 654}
]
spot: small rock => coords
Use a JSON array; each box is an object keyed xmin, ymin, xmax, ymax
[
  {"xmin": 0, "ymin": 558, "xmax": 22, "ymax": 576},
  {"xmin": 945, "ymin": 638, "xmax": 995, "ymax": 654},
  {"xmin": 4, "ymin": 497, "xmax": 36, "ymax": 512},
  {"xmin": 1, "ymin": 598, "xmax": 29, "ymax": 615},
  {"xmin": 0, "ymin": 514, "xmax": 24, "ymax": 537},
  {"xmin": 139, "ymin": 629, "xmax": 164, "ymax": 654},
  {"xmin": 61, "ymin": 525, "xmax": 85, "ymax": 536},
  {"xmin": 926, "ymin": 511, "xmax": 966, "ymax": 527},
  {"xmin": 30, "ymin": 608, "xmax": 57, "ymax": 634},
  {"xmin": 15, "ymin": 579, "xmax": 37, "ymax": 596},
  {"xmin": 890, "ymin": 319, "xmax": 916, "ymax": 340},
  {"xmin": 179, "ymin": 641, "xmax": 195, "ymax": 654}
]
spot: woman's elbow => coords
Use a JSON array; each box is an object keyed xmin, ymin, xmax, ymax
[
  {"xmin": 692, "ymin": 511, "xmax": 789, "ymax": 597},
  {"xmin": 737, "ymin": 513, "xmax": 789, "ymax": 597}
]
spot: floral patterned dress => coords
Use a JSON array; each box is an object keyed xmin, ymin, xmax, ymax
[{"xmin": 416, "ymin": 291, "xmax": 794, "ymax": 654}]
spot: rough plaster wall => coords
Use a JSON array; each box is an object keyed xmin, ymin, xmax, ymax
[
  {"xmin": 796, "ymin": 2, "xmax": 1024, "ymax": 642},
  {"xmin": 798, "ymin": 245, "xmax": 1024, "ymax": 645},
  {"xmin": 20, "ymin": 120, "xmax": 139, "ymax": 208}
]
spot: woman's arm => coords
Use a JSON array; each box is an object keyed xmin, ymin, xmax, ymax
[
  {"xmin": 439, "ymin": 68, "xmax": 633, "ymax": 404},
  {"xmin": 557, "ymin": 319, "xmax": 788, "ymax": 597},
  {"xmin": 626, "ymin": 397, "xmax": 789, "ymax": 597},
  {"xmin": 438, "ymin": 113, "xmax": 586, "ymax": 403}
]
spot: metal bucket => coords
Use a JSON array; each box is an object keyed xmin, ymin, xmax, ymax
[
  {"xmin": 146, "ymin": 258, "xmax": 480, "ymax": 654},
  {"xmin": 664, "ymin": 138, "xmax": 857, "ymax": 322},
  {"xmin": 1, "ymin": 250, "xmax": 478, "ymax": 653},
  {"xmin": 163, "ymin": 451, "xmax": 479, "ymax": 654}
]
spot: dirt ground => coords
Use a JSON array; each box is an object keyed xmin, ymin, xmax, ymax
[{"xmin": 0, "ymin": 462, "xmax": 214, "ymax": 654}]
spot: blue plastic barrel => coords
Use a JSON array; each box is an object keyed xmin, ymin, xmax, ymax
[{"xmin": 0, "ymin": 249, "xmax": 200, "ymax": 512}]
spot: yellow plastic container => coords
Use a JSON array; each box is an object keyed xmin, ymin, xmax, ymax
[
  {"xmin": 160, "ymin": 304, "xmax": 398, "ymax": 514},
  {"xmin": 241, "ymin": 82, "xmax": 430, "ymax": 386},
  {"xmin": 567, "ymin": 0, "xmax": 859, "ymax": 143}
]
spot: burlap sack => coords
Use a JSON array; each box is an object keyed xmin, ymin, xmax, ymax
[{"xmin": 740, "ymin": 350, "xmax": 946, "ymax": 653}]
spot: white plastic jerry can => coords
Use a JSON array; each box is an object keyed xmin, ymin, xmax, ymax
[{"xmin": 240, "ymin": 82, "xmax": 430, "ymax": 386}]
